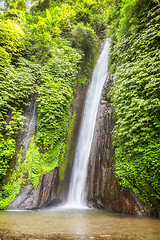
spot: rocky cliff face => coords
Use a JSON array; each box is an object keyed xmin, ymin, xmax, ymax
[
  {"xmin": 86, "ymin": 73, "xmax": 159, "ymax": 217},
  {"xmin": 59, "ymin": 83, "xmax": 89, "ymax": 203},
  {"xmin": 8, "ymin": 69, "xmax": 159, "ymax": 216},
  {"xmin": 7, "ymin": 169, "xmax": 59, "ymax": 210},
  {"xmin": 7, "ymin": 81, "xmax": 89, "ymax": 210}
]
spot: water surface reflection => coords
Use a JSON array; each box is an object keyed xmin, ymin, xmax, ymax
[{"xmin": 0, "ymin": 208, "xmax": 159, "ymax": 239}]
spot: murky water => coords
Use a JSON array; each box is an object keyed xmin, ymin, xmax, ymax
[{"xmin": 0, "ymin": 208, "xmax": 159, "ymax": 240}]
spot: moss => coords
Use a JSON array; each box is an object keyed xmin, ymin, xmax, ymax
[{"xmin": 59, "ymin": 110, "xmax": 76, "ymax": 182}]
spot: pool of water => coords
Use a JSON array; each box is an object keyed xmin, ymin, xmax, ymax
[{"xmin": 0, "ymin": 207, "xmax": 159, "ymax": 240}]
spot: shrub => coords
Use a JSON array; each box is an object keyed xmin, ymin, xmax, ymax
[
  {"xmin": 72, "ymin": 22, "xmax": 98, "ymax": 55},
  {"xmin": 5, "ymin": 9, "xmax": 26, "ymax": 25}
]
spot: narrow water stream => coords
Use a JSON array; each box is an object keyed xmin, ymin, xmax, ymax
[
  {"xmin": 21, "ymin": 97, "xmax": 37, "ymax": 160},
  {"xmin": 66, "ymin": 39, "xmax": 111, "ymax": 208},
  {"xmin": 0, "ymin": 209, "xmax": 159, "ymax": 240}
]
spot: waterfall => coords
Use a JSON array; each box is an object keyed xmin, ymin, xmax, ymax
[
  {"xmin": 26, "ymin": 0, "xmax": 33, "ymax": 12},
  {"xmin": 21, "ymin": 100, "xmax": 37, "ymax": 160},
  {"xmin": 17, "ymin": 96, "xmax": 37, "ymax": 162},
  {"xmin": 66, "ymin": 39, "xmax": 111, "ymax": 208}
]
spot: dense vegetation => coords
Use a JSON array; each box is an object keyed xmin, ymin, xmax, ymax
[
  {"xmin": 107, "ymin": 0, "xmax": 160, "ymax": 208},
  {"xmin": 0, "ymin": 0, "xmax": 107, "ymax": 209},
  {"xmin": 0, "ymin": 0, "xmax": 159, "ymax": 210}
]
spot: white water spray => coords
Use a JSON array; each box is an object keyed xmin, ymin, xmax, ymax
[{"xmin": 66, "ymin": 39, "xmax": 111, "ymax": 208}]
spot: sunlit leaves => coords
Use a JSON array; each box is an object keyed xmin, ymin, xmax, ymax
[
  {"xmin": 5, "ymin": 9, "xmax": 26, "ymax": 25},
  {"xmin": 0, "ymin": 19, "xmax": 24, "ymax": 56},
  {"xmin": 6, "ymin": 0, "xmax": 26, "ymax": 11}
]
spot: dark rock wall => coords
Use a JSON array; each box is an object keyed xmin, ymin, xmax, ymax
[
  {"xmin": 86, "ymin": 73, "xmax": 158, "ymax": 217},
  {"xmin": 7, "ymin": 169, "xmax": 59, "ymax": 210}
]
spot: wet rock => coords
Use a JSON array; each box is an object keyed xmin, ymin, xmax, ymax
[
  {"xmin": 59, "ymin": 83, "xmax": 89, "ymax": 203},
  {"xmin": 86, "ymin": 72, "xmax": 159, "ymax": 217},
  {"xmin": 7, "ymin": 168, "xmax": 59, "ymax": 210},
  {"xmin": 15, "ymin": 93, "xmax": 38, "ymax": 164}
]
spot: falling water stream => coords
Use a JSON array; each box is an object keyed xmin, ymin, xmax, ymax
[
  {"xmin": 66, "ymin": 39, "xmax": 111, "ymax": 208},
  {"xmin": 1, "ymin": 39, "xmax": 159, "ymax": 240},
  {"xmin": 21, "ymin": 98, "xmax": 37, "ymax": 160}
]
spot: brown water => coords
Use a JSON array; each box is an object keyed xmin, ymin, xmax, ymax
[{"xmin": 0, "ymin": 208, "xmax": 159, "ymax": 240}]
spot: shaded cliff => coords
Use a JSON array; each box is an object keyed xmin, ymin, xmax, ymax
[
  {"xmin": 7, "ymin": 81, "xmax": 89, "ymax": 210},
  {"xmin": 86, "ymin": 73, "xmax": 159, "ymax": 217}
]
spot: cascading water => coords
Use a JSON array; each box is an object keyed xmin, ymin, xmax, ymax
[
  {"xmin": 26, "ymin": 0, "xmax": 32, "ymax": 12},
  {"xmin": 17, "ymin": 96, "xmax": 37, "ymax": 162},
  {"xmin": 21, "ymin": 100, "xmax": 37, "ymax": 159},
  {"xmin": 66, "ymin": 39, "xmax": 111, "ymax": 208}
]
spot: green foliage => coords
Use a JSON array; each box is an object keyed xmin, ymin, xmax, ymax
[
  {"xmin": 0, "ymin": 62, "xmax": 35, "ymax": 110},
  {"xmin": 35, "ymin": 42, "xmax": 82, "ymax": 184},
  {"xmin": 72, "ymin": 22, "xmax": 98, "ymax": 56},
  {"xmin": 116, "ymin": 0, "xmax": 155, "ymax": 38},
  {"xmin": 48, "ymin": 4, "xmax": 76, "ymax": 37},
  {"xmin": 109, "ymin": 3, "xmax": 160, "ymax": 208},
  {"xmin": 0, "ymin": 47, "xmax": 11, "ymax": 67},
  {"xmin": 0, "ymin": 139, "xmax": 15, "ymax": 179},
  {"xmin": 6, "ymin": 0, "xmax": 26, "ymax": 11},
  {"xmin": 59, "ymin": 110, "xmax": 76, "ymax": 181},
  {"xmin": 5, "ymin": 9, "xmax": 26, "ymax": 25},
  {"xmin": 31, "ymin": 0, "xmax": 108, "ymax": 38},
  {"xmin": 0, "ymin": 58, "xmax": 37, "ymax": 181},
  {"xmin": 72, "ymin": 0, "xmax": 108, "ymax": 37},
  {"xmin": 0, "ymin": 147, "xmax": 32, "ymax": 209},
  {"xmin": 105, "ymin": 0, "xmax": 157, "ymax": 37},
  {"xmin": 25, "ymin": 137, "xmax": 42, "ymax": 188},
  {"xmin": 0, "ymin": 18, "xmax": 24, "ymax": 58},
  {"xmin": 108, "ymin": 4, "xmax": 121, "ymax": 36}
]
